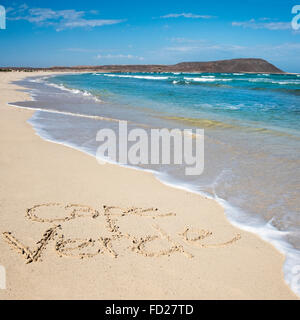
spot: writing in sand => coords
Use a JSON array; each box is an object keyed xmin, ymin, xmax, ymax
[{"xmin": 2, "ymin": 203, "xmax": 241, "ymax": 263}]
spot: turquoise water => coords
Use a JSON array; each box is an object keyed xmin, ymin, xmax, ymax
[
  {"xmin": 12, "ymin": 72, "xmax": 300, "ymax": 295},
  {"xmin": 51, "ymin": 72, "xmax": 300, "ymax": 136}
]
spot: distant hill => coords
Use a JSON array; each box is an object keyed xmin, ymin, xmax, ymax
[
  {"xmin": 169, "ymin": 59, "xmax": 284, "ymax": 73},
  {"xmin": 1, "ymin": 58, "xmax": 284, "ymax": 74}
]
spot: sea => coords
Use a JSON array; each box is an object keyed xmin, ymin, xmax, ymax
[{"xmin": 11, "ymin": 71, "xmax": 300, "ymax": 295}]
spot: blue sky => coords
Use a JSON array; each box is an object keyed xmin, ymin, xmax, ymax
[{"xmin": 0, "ymin": 0, "xmax": 299, "ymax": 72}]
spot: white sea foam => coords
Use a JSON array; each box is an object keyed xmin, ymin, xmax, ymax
[
  {"xmin": 184, "ymin": 77, "xmax": 215, "ymax": 82},
  {"xmin": 248, "ymin": 78, "xmax": 300, "ymax": 85},
  {"xmin": 45, "ymin": 82, "xmax": 102, "ymax": 102},
  {"xmin": 29, "ymin": 78, "xmax": 43, "ymax": 83},
  {"xmin": 103, "ymin": 74, "xmax": 169, "ymax": 80},
  {"xmin": 184, "ymin": 77, "xmax": 232, "ymax": 82},
  {"xmin": 9, "ymin": 103, "xmax": 119, "ymax": 122},
  {"xmin": 271, "ymin": 81, "xmax": 300, "ymax": 85},
  {"xmin": 248, "ymin": 78, "xmax": 268, "ymax": 82}
]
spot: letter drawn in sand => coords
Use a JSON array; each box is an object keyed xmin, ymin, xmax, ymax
[
  {"xmin": 2, "ymin": 203, "xmax": 241, "ymax": 263},
  {"xmin": 179, "ymin": 227, "xmax": 241, "ymax": 248},
  {"xmin": 3, "ymin": 225, "xmax": 61, "ymax": 264}
]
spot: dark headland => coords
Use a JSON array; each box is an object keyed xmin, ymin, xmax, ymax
[{"xmin": 0, "ymin": 58, "xmax": 284, "ymax": 73}]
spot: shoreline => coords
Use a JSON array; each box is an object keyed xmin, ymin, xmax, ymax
[
  {"xmin": 0, "ymin": 71, "xmax": 298, "ymax": 300},
  {"xmin": 2, "ymin": 70, "xmax": 299, "ymax": 75}
]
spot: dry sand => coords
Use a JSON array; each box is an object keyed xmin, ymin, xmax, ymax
[{"xmin": 0, "ymin": 72, "xmax": 297, "ymax": 300}]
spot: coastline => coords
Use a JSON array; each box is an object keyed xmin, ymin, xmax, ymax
[{"xmin": 0, "ymin": 72, "xmax": 297, "ymax": 300}]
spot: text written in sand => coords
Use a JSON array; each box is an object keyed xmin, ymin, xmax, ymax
[{"xmin": 2, "ymin": 203, "xmax": 241, "ymax": 263}]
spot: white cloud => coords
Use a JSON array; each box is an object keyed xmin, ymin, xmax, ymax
[
  {"xmin": 61, "ymin": 19, "xmax": 125, "ymax": 29},
  {"xmin": 161, "ymin": 13, "xmax": 215, "ymax": 19},
  {"xmin": 170, "ymin": 37, "xmax": 205, "ymax": 43},
  {"xmin": 96, "ymin": 54, "xmax": 145, "ymax": 61},
  {"xmin": 232, "ymin": 19, "xmax": 291, "ymax": 30},
  {"xmin": 165, "ymin": 42, "xmax": 246, "ymax": 53},
  {"xmin": 7, "ymin": 4, "xmax": 125, "ymax": 31},
  {"xmin": 166, "ymin": 46, "xmax": 199, "ymax": 52},
  {"xmin": 62, "ymin": 48, "xmax": 96, "ymax": 53}
]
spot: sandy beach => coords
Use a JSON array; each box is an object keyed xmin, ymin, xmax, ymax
[{"xmin": 0, "ymin": 71, "xmax": 297, "ymax": 300}]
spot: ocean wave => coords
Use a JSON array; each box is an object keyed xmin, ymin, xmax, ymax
[
  {"xmin": 271, "ymin": 81, "xmax": 300, "ymax": 85},
  {"xmin": 29, "ymin": 77, "xmax": 51, "ymax": 84},
  {"xmin": 248, "ymin": 78, "xmax": 270, "ymax": 83},
  {"xmin": 183, "ymin": 77, "xmax": 232, "ymax": 83},
  {"xmin": 103, "ymin": 74, "xmax": 169, "ymax": 80},
  {"xmin": 9, "ymin": 104, "xmax": 120, "ymax": 122},
  {"xmin": 248, "ymin": 78, "xmax": 300, "ymax": 85},
  {"xmin": 29, "ymin": 78, "xmax": 43, "ymax": 83},
  {"xmin": 184, "ymin": 77, "xmax": 216, "ymax": 82},
  {"xmin": 45, "ymin": 82, "xmax": 102, "ymax": 102},
  {"xmin": 94, "ymin": 73, "xmax": 300, "ymax": 88}
]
